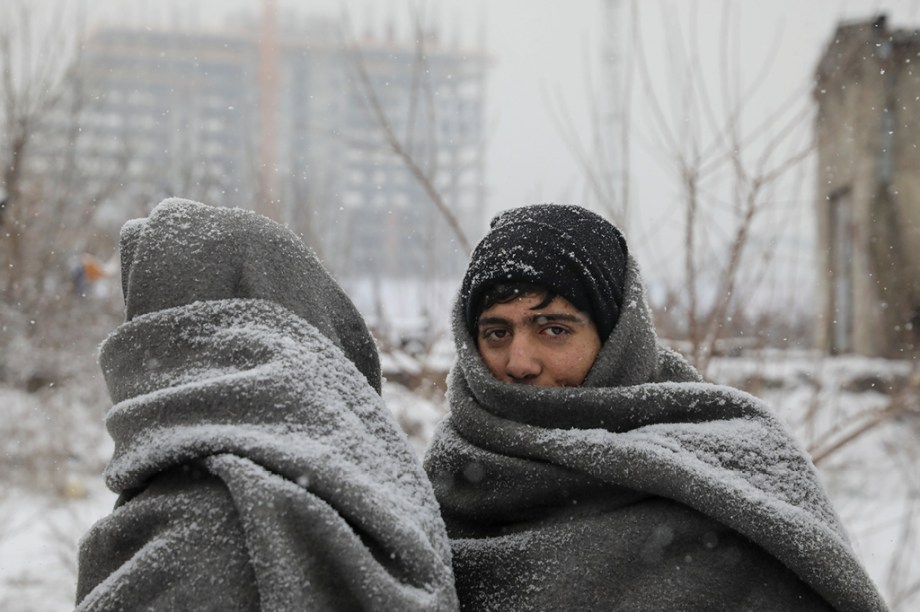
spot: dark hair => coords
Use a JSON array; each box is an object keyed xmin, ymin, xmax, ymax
[{"xmin": 475, "ymin": 282, "xmax": 558, "ymax": 326}]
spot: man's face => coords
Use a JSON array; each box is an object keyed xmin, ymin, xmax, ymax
[{"xmin": 476, "ymin": 294, "xmax": 602, "ymax": 387}]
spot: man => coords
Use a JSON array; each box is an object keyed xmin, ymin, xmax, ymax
[{"xmin": 423, "ymin": 204, "xmax": 888, "ymax": 611}]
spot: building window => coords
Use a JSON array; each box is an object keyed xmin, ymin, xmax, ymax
[{"xmin": 829, "ymin": 188, "xmax": 854, "ymax": 354}]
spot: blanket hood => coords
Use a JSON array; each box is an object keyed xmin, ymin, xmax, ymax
[{"xmin": 119, "ymin": 198, "xmax": 381, "ymax": 393}]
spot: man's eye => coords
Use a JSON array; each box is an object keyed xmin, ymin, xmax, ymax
[
  {"xmin": 543, "ymin": 325, "xmax": 572, "ymax": 338},
  {"xmin": 482, "ymin": 329, "xmax": 509, "ymax": 340}
]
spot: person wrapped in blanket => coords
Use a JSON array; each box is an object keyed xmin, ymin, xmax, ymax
[
  {"xmin": 422, "ymin": 203, "xmax": 888, "ymax": 612},
  {"xmin": 75, "ymin": 199, "xmax": 457, "ymax": 611}
]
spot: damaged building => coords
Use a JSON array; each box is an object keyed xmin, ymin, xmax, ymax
[{"xmin": 814, "ymin": 15, "xmax": 920, "ymax": 358}]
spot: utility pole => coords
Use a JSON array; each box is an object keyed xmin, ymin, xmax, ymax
[
  {"xmin": 259, "ymin": 0, "xmax": 280, "ymax": 219},
  {"xmin": 600, "ymin": 0, "xmax": 628, "ymax": 229}
]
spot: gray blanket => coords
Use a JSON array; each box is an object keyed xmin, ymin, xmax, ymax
[
  {"xmin": 424, "ymin": 257, "xmax": 888, "ymax": 611},
  {"xmin": 76, "ymin": 199, "xmax": 458, "ymax": 611}
]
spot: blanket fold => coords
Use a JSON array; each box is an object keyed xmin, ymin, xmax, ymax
[
  {"xmin": 425, "ymin": 257, "xmax": 887, "ymax": 612},
  {"xmin": 76, "ymin": 199, "xmax": 457, "ymax": 611}
]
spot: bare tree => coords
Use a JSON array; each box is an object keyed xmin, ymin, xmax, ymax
[
  {"xmin": 0, "ymin": 0, "xmax": 132, "ymax": 393},
  {"xmin": 546, "ymin": 2, "xmax": 815, "ymax": 375},
  {"xmin": 324, "ymin": 5, "xmax": 490, "ymax": 382},
  {"xmin": 340, "ymin": 6, "xmax": 484, "ymax": 256},
  {"xmin": 616, "ymin": 1, "xmax": 814, "ymax": 375},
  {"xmin": 0, "ymin": 1, "xmax": 77, "ymax": 304}
]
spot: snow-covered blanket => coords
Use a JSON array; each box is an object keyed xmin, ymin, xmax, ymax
[
  {"xmin": 76, "ymin": 199, "xmax": 458, "ymax": 611},
  {"xmin": 424, "ymin": 258, "xmax": 887, "ymax": 612}
]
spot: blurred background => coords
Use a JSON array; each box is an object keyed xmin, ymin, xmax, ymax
[{"xmin": 0, "ymin": 0, "xmax": 918, "ymax": 609}]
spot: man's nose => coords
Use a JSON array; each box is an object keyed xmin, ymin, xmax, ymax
[{"xmin": 505, "ymin": 336, "xmax": 541, "ymax": 382}]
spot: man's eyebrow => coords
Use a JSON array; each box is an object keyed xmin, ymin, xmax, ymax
[
  {"xmin": 477, "ymin": 312, "xmax": 590, "ymax": 328},
  {"xmin": 530, "ymin": 313, "xmax": 589, "ymax": 325},
  {"xmin": 477, "ymin": 316, "xmax": 510, "ymax": 328}
]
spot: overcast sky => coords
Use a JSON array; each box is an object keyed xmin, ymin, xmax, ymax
[{"xmin": 83, "ymin": 0, "xmax": 920, "ymax": 303}]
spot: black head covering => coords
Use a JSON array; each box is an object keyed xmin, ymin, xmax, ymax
[{"xmin": 461, "ymin": 204, "xmax": 628, "ymax": 341}]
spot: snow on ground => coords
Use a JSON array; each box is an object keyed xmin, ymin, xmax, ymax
[
  {"xmin": 0, "ymin": 480, "xmax": 117, "ymax": 612},
  {"xmin": 0, "ymin": 351, "xmax": 916, "ymax": 610}
]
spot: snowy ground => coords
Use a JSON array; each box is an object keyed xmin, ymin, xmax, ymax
[{"xmin": 0, "ymin": 350, "xmax": 917, "ymax": 610}]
